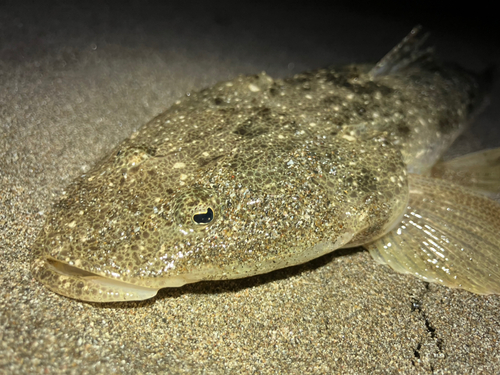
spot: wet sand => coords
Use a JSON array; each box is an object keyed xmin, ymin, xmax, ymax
[{"xmin": 1, "ymin": 2, "xmax": 499, "ymax": 373}]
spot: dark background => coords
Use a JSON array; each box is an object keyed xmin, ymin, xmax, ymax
[
  {"xmin": 1, "ymin": 0, "xmax": 497, "ymax": 65},
  {"xmin": 0, "ymin": 1, "xmax": 498, "ymax": 177}
]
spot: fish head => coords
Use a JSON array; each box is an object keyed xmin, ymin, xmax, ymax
[{"xmin": 32, "ymin": 118, "xmax": 408, "ymax": 302}]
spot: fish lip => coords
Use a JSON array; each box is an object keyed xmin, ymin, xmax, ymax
[
  {"xmin": 34, "ymin": 253, "xmax": 220, "ymax": 291},
  {"xmin": 42, "ymin": 256, "xmax": 218, "ymax": 288},
  {"xmin": 45, "ymin": 257, "xmax": 114, "ymax": 278},
  {"xmin": 32, "ymin": 256, "xmax": 161, "ymax": 302}
]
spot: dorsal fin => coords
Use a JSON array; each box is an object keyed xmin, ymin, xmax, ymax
[{"xmin": 369, "ymin": 26, "xmax": 433, "ymax": 77}]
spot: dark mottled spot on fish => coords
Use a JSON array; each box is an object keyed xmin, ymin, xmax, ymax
[
  {"xmin": 233, "ymin": 107, "xmax": 274, "ymax": 138},
  {"xmin": 327, "ymin": 65, "xmax": 361, "ymax": 80},
  {"xmin": 217, "ymin": 107, "xmax": 236, "ymax": 115},
  {"xmin": 234, "ymin": 121, "xmax": 268, "ymax": 137},
  {"xmin": 352, "ymin": 102, "xmax": 366, "ymax": 115},
  {"xmin": 357, "ymin": 169, "xmax": 378, "ymax": 193},
  {"xmin": 397, "ymin": 123, "xmax": 411, "ymax": 136},
  {"xmin": 438, "ymin": 110, "xmax": 459, "ymax": 134},
  {"xmin": 322, "ymin": 95, "xmax": 344, "ymax": 106},
  {"xmin": 350, "ymin": 81, "xmax": 393, "ymax": 96},
  {"xmin": 285, "ymin": 71, "xmax": 315, "ymax": 85},
  {"xmin": 325, "ymin": 72, "xmax": 351, "ymax": 88},
  {"xmin": 198, "ymin": 154, "xmax": 224, "ymax": 168}
]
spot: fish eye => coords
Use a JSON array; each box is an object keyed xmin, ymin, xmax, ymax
[
  {"xmin": 193, "ymin": 207, "xmax": 214, "ymax": 224},
  {"xmin": 173, "ymin": 187, "xmax": 219, "ymax": 229}
]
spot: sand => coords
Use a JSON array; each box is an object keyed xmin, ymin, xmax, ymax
[{"xmin": 1, "ymin": 2, "xmax": 499, "ymax": 374}]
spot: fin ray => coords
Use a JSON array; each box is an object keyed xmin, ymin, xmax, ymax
[
  {"xmin": 431, "ymin": 148, "xmax": 500, "ymax": 200},
  {"xmin": 369, "ymin": 25, "xmax": 433, "ymax": 77},
  {"xmin": 365, "ymin": 174, "xmax": 500, "ymax": 294}
]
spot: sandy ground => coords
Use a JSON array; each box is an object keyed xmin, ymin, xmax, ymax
[{"xmin": 1, "ymin": 1, "xmax": 499, "ymax": 374}]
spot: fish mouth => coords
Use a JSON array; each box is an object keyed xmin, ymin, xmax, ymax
[
  {"xmin": 32, "ymin": 254, "xmax": 222, "ymax": 302},
  {"xmin": 32, "ymin": 256, "xmax": 160, "ymax": 302}
]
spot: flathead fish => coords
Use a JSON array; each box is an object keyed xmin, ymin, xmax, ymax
[{"xmin": 31, "ymin": 27, "xmax": 500, "ymax": 302}]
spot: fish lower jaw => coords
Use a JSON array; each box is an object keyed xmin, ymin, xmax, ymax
[{"xmin": 32, "ymin": 257, "xmax": 160, "ymax": 302}]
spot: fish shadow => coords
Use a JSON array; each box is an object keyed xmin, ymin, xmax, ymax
[{"xmin": 90, "ymin": 247, "xmax": 364, "ymax": 309}]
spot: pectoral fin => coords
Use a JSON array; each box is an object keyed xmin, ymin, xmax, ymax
[
  {"xmin": 365, "ymin": 174, "xmax": 500, "ymax": 295},
  {"xmin": 431, "ymin": 148, "xmax": 500, "ymax": 200}
]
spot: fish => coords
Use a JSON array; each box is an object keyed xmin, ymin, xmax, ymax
[{"xmin": 31, "ymin": 26, "xmax": 500, "ymax": 302}]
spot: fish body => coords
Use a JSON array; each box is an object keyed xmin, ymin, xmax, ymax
[{"xmin": 31, "ymin": 27, "xmax": 500, "ymax": 302}]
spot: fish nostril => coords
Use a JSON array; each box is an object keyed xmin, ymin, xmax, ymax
[{"xmin": 193, "ymin": 208, "xmax": 214, "ymax": 224}]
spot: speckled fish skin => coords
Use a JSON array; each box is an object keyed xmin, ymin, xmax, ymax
[{"xmin": 31, "ymin": 28, "xmax": 487, "ymax": 302}]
